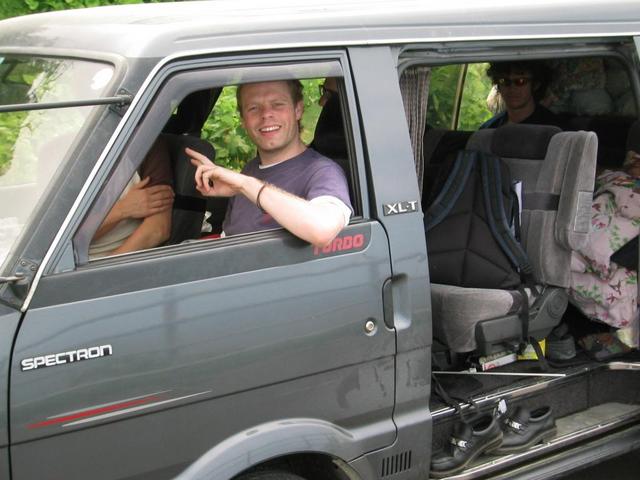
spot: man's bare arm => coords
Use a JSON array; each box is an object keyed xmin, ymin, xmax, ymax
[
  {"xmin": 241, "ymin": 176, "xmax": 345, "ymax": 247},
  {"xmin": 188, "ymin": 148, "xmax": 345, "ymax": 247}
]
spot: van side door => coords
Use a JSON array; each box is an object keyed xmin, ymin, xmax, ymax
[{"xmin": 8, "ymin": 53, "xmax": 397, "ymax": 480}]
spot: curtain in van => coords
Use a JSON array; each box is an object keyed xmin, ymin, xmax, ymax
[{"xmin": 400, "ymin": 66, "xmax": 431, "ymax": 195}]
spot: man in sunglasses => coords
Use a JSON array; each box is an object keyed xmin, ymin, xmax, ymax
[{"xmin": 481, "ymin": 60, "xmax": 562, "ymax": 129}]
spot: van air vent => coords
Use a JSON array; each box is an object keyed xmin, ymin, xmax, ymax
[{"xmin": 381, "ymin": 450, "xmax": 412, "ymax": 477}]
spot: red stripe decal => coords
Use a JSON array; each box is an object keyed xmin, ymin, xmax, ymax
[{"xmin": 28, "ymin": 395, "xmax": 161, "ymax": 429}]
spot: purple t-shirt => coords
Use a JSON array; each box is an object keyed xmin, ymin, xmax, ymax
[{"xmin": 223, "ymin": 148, "xmax": 352, "ymax": 236}]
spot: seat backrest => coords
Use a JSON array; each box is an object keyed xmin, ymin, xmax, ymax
[
  {"xmin": 467, "ymin": 124, "xmax": 598, "ymax": 287},
  {"xmin": 311, "ymin": 94, "xmax": 355, "ymax": 202},
  {"xmin": 312, "ymin": 94, "xmax": 347, "ymax": 162},
  {"xmin": 422, "ymin": 128, "xmax": 473, "ymax": 209},
  {"xmin": 565, "ymin": 115, "xmax": 635, "ymax": 168},
  {"xmin": 163, "ymin": 133, "xmax": 215, "ymax": 245}
]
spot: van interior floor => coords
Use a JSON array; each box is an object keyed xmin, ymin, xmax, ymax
[
  {"xmin": 429, "ymin": 354, "xmax": 640, "ymax": 479},
  {"xmin": 431, "ymin": 349, "xmax": 640, "ymax": 411},
  {"xmin": 429, "ymin": 299, "xmax": 640, "ymax": 478}
]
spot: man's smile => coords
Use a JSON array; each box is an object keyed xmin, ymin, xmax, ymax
[{"xmin": 259, "ymin": 125, "xmax": 281, "ymax": 133}]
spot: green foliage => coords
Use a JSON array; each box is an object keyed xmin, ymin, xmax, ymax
[
  {"xmin": 427, "ymin": 63, "xmax": 493, "ymax": 131},
  {"xmin": 300, "ymin": 78, "xmax": 323, "ymax": 144},
  {"xmin": 201, "ymin": 86, "xmax": 254, "ymax": 172},
  {"xmin": 427, "ymin": 64, "xmax": 462, "ymax": 130},
  {"xmin": 458, "ymin": 63, "xmax": 493, "ymax": 130},
  {"xmin": 0, "ymin": 0, "xmax": 165, "ymax": 20},
  {"xmin": 0, "ymin": 112, "xmax": 27, "ymax": 175}
]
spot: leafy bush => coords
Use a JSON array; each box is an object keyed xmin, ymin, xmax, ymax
[
  {"xmin": 459, "ymin": 63, "xmax": 493, "ymax": 130},
  {"xmin": 0, "ymin": 112, "xmax": 26, "ymax": 176},
  {"xmin": 427, "ymin": 63, "xmax": 493, "ymax": 130},
  {"xmin": 0, "ymin": 0, "xmax": 163, "ymax": 20},
  {"xmin": 427, "ymin": 64, "xmax": 462, "ymax": 130},
  {"xmin": 201, "ymin": 87, "xmax": 255, "ymax": 172}
]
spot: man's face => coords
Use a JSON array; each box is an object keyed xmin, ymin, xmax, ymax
[
  {"xmin": 239, "ymin": 81, "xmax": 303, "ymax": 159},
  {"xmin": 496, "ymin": 70, "xmax": 535, "ymax": 112}
]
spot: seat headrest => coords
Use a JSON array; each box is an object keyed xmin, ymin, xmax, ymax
[
  {"xmin": 163, "ymin": 133, "xmax": 215, "ymax": 196},
  {"xmin": 312, "ymin": 94, "xmax": 347, "ymax": 160},
  {"xmin": 491, "ymin": 124, "xmax": 561, "ymax": 159}
]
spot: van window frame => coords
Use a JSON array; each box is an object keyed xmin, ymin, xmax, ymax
[
  {"xmin": 71, "ymin": 51, "xmax": 368, "ymax": 267},
  {"xmin": 399, "ymin": 38, "xmax": 640, "ymax": 132}
]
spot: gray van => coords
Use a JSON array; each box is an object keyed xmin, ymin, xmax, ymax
[{"xmin": 1, "ymin": 1, "xmax": 639, "ymax": 479}]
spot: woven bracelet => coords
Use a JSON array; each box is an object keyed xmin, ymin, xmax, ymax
[{"xmin": 256, "ymin": 183, "xmax": 269, "ymax": 212}]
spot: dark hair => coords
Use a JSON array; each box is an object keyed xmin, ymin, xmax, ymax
[
  {"xmin": 486, "ymin": 60, "xmax": 552, "ymax": 102},
  {"xmin": 236, "ymin": 79, "xmax": 304, "ymax": 114}
]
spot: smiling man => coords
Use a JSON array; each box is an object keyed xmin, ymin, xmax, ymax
[{"xmin": 186, "ymin": 80, "xmax": 352, "ymax": 248}]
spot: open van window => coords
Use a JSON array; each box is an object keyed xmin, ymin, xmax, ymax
[
  {"xmin": 76, "ymin": 67, "xmax": 359, "ymax": 263},
  {"xmin": 426, "ymin": 56, "xmax": 637, "ymax": 133}
]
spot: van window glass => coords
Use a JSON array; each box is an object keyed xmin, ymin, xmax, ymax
[{"xmin": 0, "ymin": 55, "xmax": 114, "ymax": 267}]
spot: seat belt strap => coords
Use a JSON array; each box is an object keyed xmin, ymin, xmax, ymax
[
  {"xmin": 425, "ymin": 150, "xmax": 475, "ymax": 231},
  {"xmin": 480, "ymin": 153, "xmax": 533, "ymax": 277}
]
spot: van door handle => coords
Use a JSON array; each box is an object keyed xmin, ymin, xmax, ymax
[
  {"xmin": 382, "ymin": 275, "xmax": 411, "ymax": 330},
  {"xmin": 382, "ymin": 278, "xmax": 395, "ymax": 329}
]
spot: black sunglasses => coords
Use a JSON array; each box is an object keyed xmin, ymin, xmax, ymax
[{"xmin": 496, "ymin": 77, "xmax": 531, "ymax": 87}]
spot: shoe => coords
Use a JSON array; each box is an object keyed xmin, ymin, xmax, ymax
[
  {"xmin": 546, "ymin": 324, "xmax": 576, "ymax": 361},
  {"xmin": 493, "ymin": 405, "xmax": 557, "ymax": 454},
  {"xmin": 430, "ymin": 414, "xmax": 503, "ymax": 478}
]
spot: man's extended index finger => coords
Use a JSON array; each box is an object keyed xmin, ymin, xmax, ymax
[{"xmin": 185, "ymin": 147, "xmax": 213, "ymax": 166}]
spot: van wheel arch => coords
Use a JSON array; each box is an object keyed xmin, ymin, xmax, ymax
[{"xmin": 233, "ymin": 453, "xmax": 359, "ymax": 480}]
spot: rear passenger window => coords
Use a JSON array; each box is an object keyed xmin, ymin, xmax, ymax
[{"xmin": 425, "ymin": 56, "xmax": 637, "ymax": 132}]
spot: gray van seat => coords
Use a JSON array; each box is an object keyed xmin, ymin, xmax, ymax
[
  {"xmin": 431, "ymin": 124, "xmax": 598, "ymax": 354},
  {"xmin": 311, "ymin": 93, "xmax": 355, "ymax": 203},
  {"xmin": 422, "ymin": 128, "xmax": 473, "ymax": 208}
]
